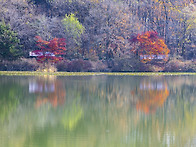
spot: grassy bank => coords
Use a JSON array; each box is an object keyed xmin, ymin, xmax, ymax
[{"xmin": 0, "ymin": 71, "xmax": 196, "ymax": 76}]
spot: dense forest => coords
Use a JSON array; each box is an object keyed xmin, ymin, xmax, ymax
[{"xmin": 0, "ymin": 0, "xmax": 195, "ymax": 72}]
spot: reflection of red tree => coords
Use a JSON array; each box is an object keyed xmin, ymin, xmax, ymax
[
  {"xmin": 132, "ymin": 81, "xmax": 169, "ymax": 114},
  {"xmin": 35, "ymin": 81, "xmax": 66, "ymax": 108}
]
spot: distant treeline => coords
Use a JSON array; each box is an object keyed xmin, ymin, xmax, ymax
[{"xmin": 0, "ymin": 0, "xmax": 195, "ymax": 71}]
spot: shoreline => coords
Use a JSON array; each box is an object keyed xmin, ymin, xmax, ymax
[{"xmin": 0, "ymin": 71, "xmax": 196, "ymax": 76}]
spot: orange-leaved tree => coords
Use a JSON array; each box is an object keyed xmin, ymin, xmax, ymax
[
  {"xmin": 34, "ymin": 36, "xmax": 66, "ymax": 64},
  {"xmin": 130, "ymin": 31, "xmax": 170, "ymax": 63}
]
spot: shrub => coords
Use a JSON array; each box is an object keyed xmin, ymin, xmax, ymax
[
  {"xmin": 187, "ymin": 61, "xmax": 196, "ymax": 72},
  {"xmin": 90, "ymin": 60, "xmax": 108, "ymax": 72},
  {"xmin": 56, "ymin": 60, "xmax": 69, "ymax": 71},
  {"xmin": 110, "ymin": 56, "xmax": 142, "ymax": 72},
  {"xmin": 164, "ymin": 58, "xmax": 196, "ymax": 72},
  {"xmin": 67, "ymin": 59, "xmax": 92, "ymax": 72},
  {"xmin": 0, "ymin": 58, "xmax": 39, "ymax": 71}
]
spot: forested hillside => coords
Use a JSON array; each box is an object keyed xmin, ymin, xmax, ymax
[{"xmin": 0, "ymin": 0, "xmax": 195, "ymax": 72}]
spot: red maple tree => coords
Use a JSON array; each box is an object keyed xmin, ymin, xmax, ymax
[
  {"xmin": 34, "ymin": 36, "xmax": 66, "ymax": 64},
  {"xmin": 130, "ymin": 31, "xmax": 170, "ymax": 63}
]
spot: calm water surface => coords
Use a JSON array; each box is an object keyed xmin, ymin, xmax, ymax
[{"xmin": 0, "ymin": 75, "xmax": 196, "ymax": 147}]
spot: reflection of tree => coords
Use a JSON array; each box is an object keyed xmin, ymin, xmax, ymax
[
  {"xmin": 30, "ymin": 76, "xmax": 66, "ymax": 108},
  {"xmin": 132, "ymin": 80, "xmax": 169, "ymax": 114},
  {"xmin": 84, "ymin": 76, "xmax": 139, "ymax": 108},
  {"xmin": 61, "ymin": 97, "xmax": 83, "ymax": 130},
  {"xmin": 0, "ymin": 77, "xmax": 24, "ymax": 123}
]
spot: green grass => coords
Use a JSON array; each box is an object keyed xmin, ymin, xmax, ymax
[{"xmin": 0, "ymin": 71, "xmax": 195, "ymax": 76}]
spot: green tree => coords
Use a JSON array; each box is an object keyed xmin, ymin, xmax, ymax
[
  {"xmin": 62, "ymin": 14, "xmax": 85, "ymax": 45},
  {"xmin": 62, "ymin": 13, "xmax": 85, "ymax": 58},
  {"xmin": 0, "ymin": 21, "xmax": 20, "ymax": 60}
]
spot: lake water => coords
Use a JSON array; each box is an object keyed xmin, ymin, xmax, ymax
[{"xmin": 0, "ymin": 75, "xmax": 196, "ymax": 147}]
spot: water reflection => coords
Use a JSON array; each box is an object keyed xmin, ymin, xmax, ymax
[
  {"xmin": 131, "ymin": 79, "xmax": 169, "ymax": 114},
  {"xmin": 28, "ymin": 76, "xmax": 66, "ymax": 108},
  {"xmin": 0, "ymin": 75, "xmax": 195, "ymax": 147}
]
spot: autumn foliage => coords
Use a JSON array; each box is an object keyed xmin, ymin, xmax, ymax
[
  {"xmin": 130, "ymin": 31, "xmax": 170, "ymax": 63},
  {"xmin": 34, "ymin": 36, "xmax": 66, "ymax": 63}
]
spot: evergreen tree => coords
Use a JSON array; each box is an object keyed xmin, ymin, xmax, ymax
[{"xmin": 0, "ymin": 21, "xmax": 20, "ymax": 60}]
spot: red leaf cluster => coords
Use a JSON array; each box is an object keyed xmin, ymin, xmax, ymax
[
  {"xmin": 130, "ymin": 31, "xmax": 170, "ymax": 63},
  {"xmin": 34, "ymin": 36, "xmax": 66, "ymax": 63}
]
